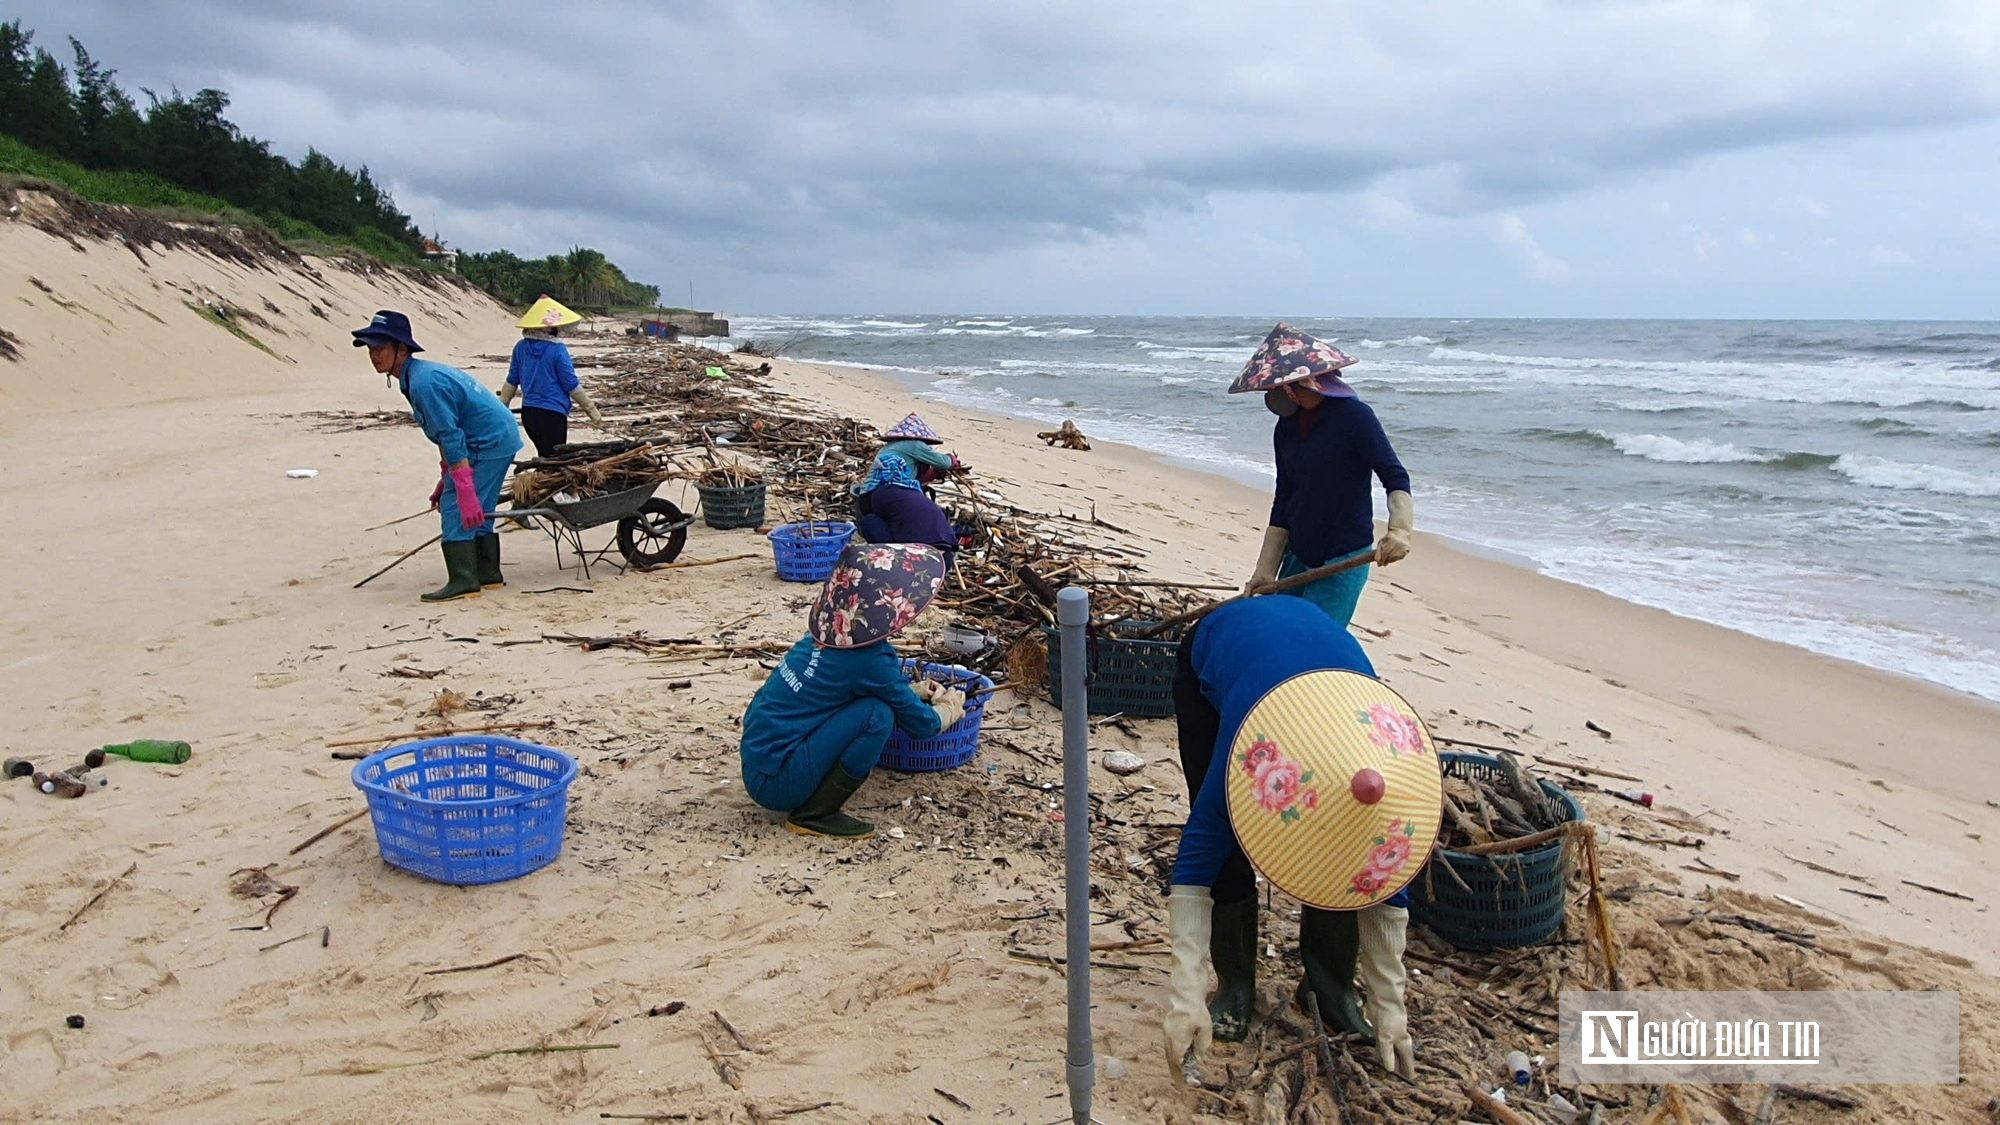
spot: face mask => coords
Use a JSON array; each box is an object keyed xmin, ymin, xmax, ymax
[{"xmin": 1264, "ymin": 388, "xmax": 1299, "ymax": 417}]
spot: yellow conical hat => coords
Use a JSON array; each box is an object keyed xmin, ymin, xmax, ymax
[
  {"xmin": 517, "ymin": 295, "xmax": 582, "ymax": 330},
  {"xmin": 1224, "ymin": 670, "xmax": 1442, "ymax": 909}
]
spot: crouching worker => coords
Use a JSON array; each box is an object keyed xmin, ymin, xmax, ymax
[
  {"xmin": 739, "ymin": 543, "xmax": 964, "ymax": 839},
  {"xmin": 1163, "ymin": 596, "xmax": 1439, "ymax": 1086}
]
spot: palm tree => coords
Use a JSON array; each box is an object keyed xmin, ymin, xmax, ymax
[{"xmin": 552, "ymin": 246, "xmax": 616, "ymax": 308}]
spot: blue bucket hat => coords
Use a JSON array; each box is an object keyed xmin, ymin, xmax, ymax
[{"xmin": 350, "ymin": 309, "xmax": 424, "ymax": 353}]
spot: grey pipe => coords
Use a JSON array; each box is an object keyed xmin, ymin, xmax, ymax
[{"xmin": 1056, "ymin": 586, "xmax": 1094, "ymax": 1125}]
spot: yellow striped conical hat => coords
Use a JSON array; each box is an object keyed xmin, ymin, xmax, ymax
[
  {"xmin": 517, "ymin": 295, "xmax": 582, "ymax": 330},
  {"xmin": 1224, "ymin": 670, "xmax": 1441, "ymax": 909}
]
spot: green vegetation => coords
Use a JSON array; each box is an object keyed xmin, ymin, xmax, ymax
[
  {"xmin": 0, "ymin": 17, "xmax": 661, "ymax": 309},
  {"xmin": 183, "ymin": 299, "xmax": 283, "ymax": 359},
  {"xmin": 459, "ymin": 246, "xmax": 661, "ymax": 312}
]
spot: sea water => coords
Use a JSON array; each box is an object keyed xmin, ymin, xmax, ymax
[{"xmin": 729, "ymin": 315, "xmax": 2000, "ymax": 704}]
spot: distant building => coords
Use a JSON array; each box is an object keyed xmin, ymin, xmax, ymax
[{"xmin": 420, "ymin": 237, "xmax": 459, "ymax": 273}]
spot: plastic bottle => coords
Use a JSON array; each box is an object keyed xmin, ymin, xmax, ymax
[
  {"xmin": 33, "ymin": 770, "xmax": 87, "ymax": 798},
  {"xmin": 83, "ymin": 748, "xmax": 106, "ymax": 769},
  {"xmin": 102, "ymin": 740, "xmax": 191, "ymax": 764},
  {"xmin": 1612, "ymin": 789, "xmax": 1654, "ymax": 808},
  {"xmin": 3, "ymin": 757, "xmax": 32, "ymax": 779},
  {"xmin": 1506, "ymin": 1049, "xmax": 1532, "ymax": 1086}
]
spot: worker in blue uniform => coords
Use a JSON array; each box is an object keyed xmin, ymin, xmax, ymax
[
  {"xmin": 353, "ymin": 310, "xmax": 522, "ymax": 601},
  {"xmin": 1164, "ymin": 596, "xmax": 1417, "ymax": 1085},
  {"xmin": 739, "ymin": 543, "xmax": 964, "ymax": 839}
]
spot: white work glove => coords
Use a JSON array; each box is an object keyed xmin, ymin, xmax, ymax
[
  {"xmin": 1376, "ymin": 491, "xmax": 1414, "ymax": 567},
  {"xmin": 912, "ymin": 679, "xmax": 941, "ymax": 703},
  {"xmin": 930, "ymin": 688, "xmax": 966, "ymax": 732},
  {"xmin": 1245, "ymin": 524, "xmax": 1290, "ymax": 595},
  {"xmin": 1164, "ymin": 885, "xmax": 1215, "ymax": 1086},
  {"xmin": 572, "ymin": 385, "xmax": 607, "ymax": 429},
  {"xmin": 1357, "ymin": 903, "xmax": 1416, "ymax": 1079}
]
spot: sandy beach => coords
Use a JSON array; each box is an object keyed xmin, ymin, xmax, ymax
[{"xmin": 3, "ymin": 203, "xmax": 1998, "ymax": 1123}]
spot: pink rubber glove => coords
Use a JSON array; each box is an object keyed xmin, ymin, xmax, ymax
[{"xmin": 449, "ymin": 466, "xmax": 484, "ymax": 530}]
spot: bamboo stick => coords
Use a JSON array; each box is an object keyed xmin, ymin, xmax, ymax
[
  {"xmin": 354, "ymin": 534, "xmax": 443, "ymax": 589},
  {"xmin": 1136, "ymin": 550, "xmax": 1379, "ymax": 637}
]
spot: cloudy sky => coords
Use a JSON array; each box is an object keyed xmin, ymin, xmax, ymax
[{"xmin": 16, "ymin": 1, "xmax": 2000, "ymax": 317}]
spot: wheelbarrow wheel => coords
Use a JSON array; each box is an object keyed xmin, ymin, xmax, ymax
[{"xmin": 618, "ymin": 499, "xmax": 688, "ymax": 568}]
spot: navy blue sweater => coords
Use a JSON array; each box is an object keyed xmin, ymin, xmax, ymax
[
  {"xmin": 1269, "ymin": 398, "xmax": 1411, "ymax": 567},
  {"xmin": 858, "ymin": 486, "xmax": 957, "ymax": 557}
]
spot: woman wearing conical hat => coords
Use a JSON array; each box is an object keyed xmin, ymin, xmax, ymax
[
  {"xmin": 1230, "ymin": 323, "xmax": 1415, "ymax": 625},
  {"xmin": 738, "ymin": 543, "xmax": 965, "ymax": 839},
  {"xmin": 853, "ymin": 413, "xmax": 963, "ymax": 558},
  {"xmin": 1162, "ymin": 595, "xmax": 1435, "ymax": 1086},
  {"xmin": 499, "ymin": 295, "xmax": 607, "ymax": 458}
]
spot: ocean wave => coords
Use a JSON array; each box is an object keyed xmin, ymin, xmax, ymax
[
  {"xmin": 860, "ymin": 319, "xmax": 927, "ymax": 328},
  {"xmin": 955, "ymin": 319, "xmax": 1013, "ymax": 327},
  {"xmin": 1596, "ymin": 431, "xmax": 1784, "ymax": 464},
  {"xmin": 1610, "ymin": 400, "xmax": 1710, "ymax": 415},
  {"xmin": 1357, "ymin": 336, "xmax": 1438, "ymax": 349},
  {"xmin": 1028, "ymin": 396, "xmax": 1071, "ymax": 406},
  {"xmin": 1852, "ymin": 417, "xmax": 1936, "ymax": 438},
  {"xmin": 1832, "ymin": 454, "xmax": 2000, "ymax": 496}
]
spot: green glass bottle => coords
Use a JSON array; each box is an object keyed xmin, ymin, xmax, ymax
[{"xmin": 103, "ymin": 739, "xmax": 191, "ymax": 764}]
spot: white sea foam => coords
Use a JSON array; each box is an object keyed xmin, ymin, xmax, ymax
[
  {"xmin": 1358, "ymin": 336, "xmax": 1438, "ymax": 349},
  {"xmin": 1832, "ymin": 454, "xmax": 2000, "ymax": 497},
  {"xmin": 1597, "ymin": 432, "xmax": 1782, "ymax": 464}
]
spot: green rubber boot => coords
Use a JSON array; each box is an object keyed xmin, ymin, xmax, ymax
[
  {"xmin": 474, "ymin": 534, "xmax": 505, "ymax": 589},
  {"xmin": 421, "ymin": 540, "xmax": 484, "ymax": 602},
  {"xmin": 1209, "ymin": 896, "xmax": 1260, "ymax": 1042},
  {"xmin": 785, "ymin": 765, "xmax": 875, "ymax": 839},
  {"xmin": 1297, "ymin": 907, "xmax": 1375, "ymax": 1043}
]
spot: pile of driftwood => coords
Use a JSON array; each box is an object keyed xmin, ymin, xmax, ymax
[
  {"xmin": 1036, "ymin": 420, "xmax": 1091, "ymax": 450},
  {"xmin": 1439, "ymin": 752, "xmax": 1567, "ymax": 851},
  {"xmin": 508, "ymin": 442, "xmax": 675, "ymax": 507}
]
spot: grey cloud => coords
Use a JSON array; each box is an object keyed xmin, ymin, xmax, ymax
[{"xmin": 15, "ymin": 0, "xmax": 2000, "ymax": 289}]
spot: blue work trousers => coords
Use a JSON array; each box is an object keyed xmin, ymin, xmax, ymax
[
  {"xmin": 439, "ymin": 456, "xmax": 513, "ymax": 543},
  {"xmin": 743, "ymin": 697, "xmax": 892, "ymax": 812},
  {"xmin": 1278, "ymin": 545, "xmax": 1373, "ymax": 627}
]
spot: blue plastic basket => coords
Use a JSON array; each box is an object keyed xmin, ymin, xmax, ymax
[
  {"xmin": 350, "ymin": 736, "xmax": 577, "ymax": 885},
  {"xmin": 881, "ymin": 660, "xmax": 994, "ymax": 772},
  {"xmin": 769, "ymin": 520, "xmax": 857, "ymax": 582},
  {"xmin": 1406, "ymin": 752, "xmax": 1585, "ymax": 951}
]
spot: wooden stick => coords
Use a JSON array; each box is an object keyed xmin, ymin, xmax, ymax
[
  {"xmin": 354, "ymin": 534, "xmax": 443, "ymax": 589},
  {"xmin": 1838, "ymin": 886, "xmax": 1888, "ymax": 902},
  {"xmin": 1454, "ymin": 824, "xmax": 1573, "ymax": 856},
  {"xmin": 600, "ymin": 1115, "xmax": 688, "ymax": 1122},
  {"xmin": 422, "ymin": 952, "xmax": 533, "ymax": 977},
  {"xmin": 325, "ymin": 720, "xmax": 552, "ymax": 748},
  {"xmin": 1901, "ymin": 879, "xmax": 1974, "ymax": 901},
  {"xmin": 1582, "ymin": 830, "xmax": 1624, "ymax": 992},
  {"xmin": 289, "ymin": 808, "xmax": 370, "ymax": 855},
  {"xmin": 1772, "ymin": 1084, "xmax": 1859, "ymax": 1109},
  {"xmin": 260, "ymin": 929, "xmax": 314, "ymax": 953},
  {"xmin": 364, "ymin": 509, "xmax": 433, "ymax": 532},
  {"xmin": 712, "ymin": 1010, "xmax": 754, "ymax": 1052},
  {"xmin": 1530, "ymin": 754, "xmax": 1646, "ymax": 783},
  {"xmin": 704, "ymin": 1038, "xmax": 743, "ymax": 1089},
  {"xmin": 1779, "ymin": 851, "xmax": 1872, "ymax": 884},
  {"xmin": 1073, "ymin": 578, "xmax": 1236, "ymax": 591},
  {"xmin": 466, "ymin": 1042, "xmax": 617, "ymax": 1061},
  {"xmin": 58, "ymin": 862, "xmax": 137, "ymax": 932},
  {"xmin": 1135, "ymin": 550, "xmax": 1379, "ymax": 637},
  {"xmin": 636, "ymin": 551, "xmax": 761, "ymax": 572},
  {"xmin": 933, "ymin": 1088, "xmax": 973, "ymax": 1110},
  {"xmin": 1461, "ymin": 1081, "xmax": 1538, "ymax": 1125}
]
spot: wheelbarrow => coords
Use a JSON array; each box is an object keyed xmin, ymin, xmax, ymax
[{"xmin": 504, "ymin": 481, "xmax": 692, "ymax": 578}]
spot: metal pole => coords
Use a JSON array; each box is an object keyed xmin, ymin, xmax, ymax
[{"xmin": 1056, "ymin": 586, "xmax": 1094, "ymax": 1125}]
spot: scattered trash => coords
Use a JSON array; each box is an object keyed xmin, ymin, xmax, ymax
[
  {"xmin": 1612, "ymin": 789, "xmax": 1655, "ymax": 808},
  {"xmin": 1585, "ymin": 720, "xmax": 1613, "ymax": 739},
  {"xmin": 286, "ymin": 469, "xmax": 319, "ymax": 479},
  {"xmin": 1506, "ymin": 1049, "xmax": 1531, "ymax": 1085},
  {"xmin": 65, "ymin": 1014, "xmax": 84, "ymax": 1029},
  {"xmin": 34, "ymin": 771, "xmax": 86, "ymax": 798},
  {"xmin": 3, "ymin": 757, "xmax": 32, "ymax": 778},
  {"xmin": 102, "ymin": 739, "xmax": 191, "ymax": 764}
]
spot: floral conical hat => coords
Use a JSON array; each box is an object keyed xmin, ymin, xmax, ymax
[
  {"xmin": 517, "ymin": 295, "xmax": 582, "ymax": 330},
  {"xmin": 1225, "ymin": 670, "xmax": 1442, "ymax": 909},
  {"xmin": 808, "ymin": 543, "xmax": 947, "ymax": 649},
  {"xmin": 1227, "ymin": 322, "xmax": 1358, "ymax": 394},
  {"xmin": 882, "ymin": 413, "xmax": 945, "ymax": 444}
]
